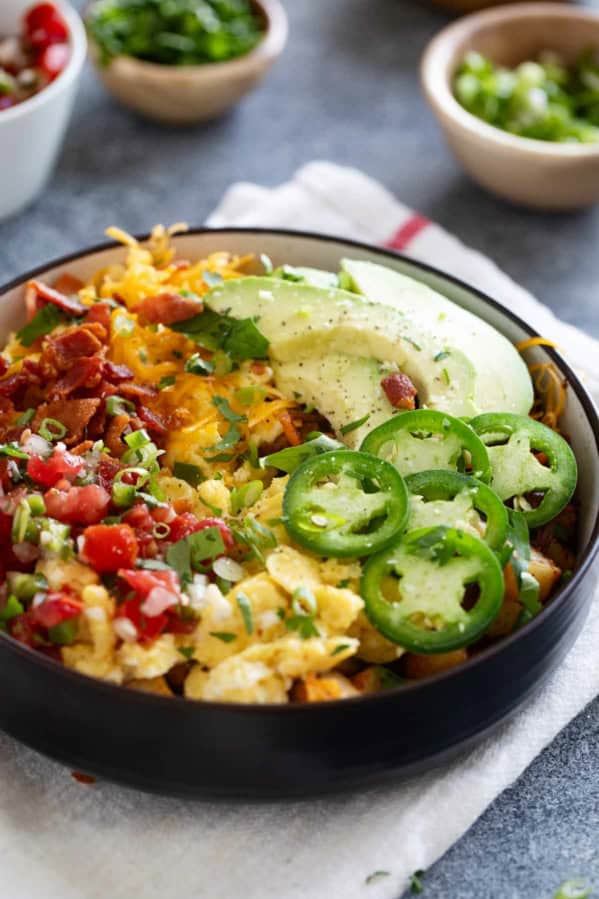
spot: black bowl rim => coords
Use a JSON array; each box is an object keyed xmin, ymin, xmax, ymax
[{"xmin": 0, "ymin": 225, "xmax": 598, "ymax": 717}]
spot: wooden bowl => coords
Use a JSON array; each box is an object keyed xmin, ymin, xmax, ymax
[
  {"xmin": 86, "ymin": 0, "xmax": 287, "ymax": 125},
  {"xmin": 421, "ymin": 3, "xmax": 599, "ymax": 209}
]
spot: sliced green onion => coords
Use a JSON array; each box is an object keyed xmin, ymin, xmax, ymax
[
  {"xmin": 0, "ymin": 595, "xmax": 24, "ymax": 623},
  {"xmin": 212, "ymin": 350, "xmax": 233, "ymax": 376},
  {"xmin": 124, "ymin": 429, "xmax": 151, "ymax": 451},
  {"xmin": 291, "ymin": 585, "xmax": 317, "ymax": 617},
  {"xmin": 113, "ymin": 313, "xmax": 135, "ymax": 336},
  {"xmin": 16, "ymin": 408, "xmax": 35, "ymax": 426},
  {"xmin": 26, "ymin": 494, "xmax": 46, "ymax": 516},
  {"xmin": 12, "ymin": 499, "xmax": 31, "ymax": 543},
  {"xmin": 105, "ymin": 395, "xmax": 135, "ymax": 417},
  {"xmin": 7, "ymin": 572, "xmax": 48, "ymax": 602},
  {"xmin": 39, "ymin": 418, "xmax": 67, "ymax": 442},
  {"xmin": 340, "ymin": 414, "xmax": 370, "ymax": 435},
  {"xmin": 230, "ymin": 480, "xmax": 263, "ymax": 515},
  {"xmin": 39, "ymin": 519, "xmax": 72, "ymax": 556},
  {"xmin": 48, "ymin": 618, "xmax": 79, "ymax": 645},
  {"xmin": 152, "ymin": 522, "xmax": 171, "ymax": 539}
]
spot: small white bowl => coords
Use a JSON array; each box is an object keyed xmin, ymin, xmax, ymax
[
  {"xmin": 421, "ymin": 3, "xmax": 599, "ymax": 210},
  {"xmin": 86, "ymin": 0, "xmax": 287, "ymax": 126},
  {"xmin": 0, "ymin": 1, "xmax": 86, "ymax": 221}
]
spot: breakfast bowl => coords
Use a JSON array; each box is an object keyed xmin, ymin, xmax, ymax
[
  {"xmin": 0, "ymin": 1, "xmax": 86, "ymax": 220},
  {"xmin": 421, "ymin": 3, "xmax": 599, "ymax": 210},
  {"xmin": 85, "ymin": 0, "xmax": 287, "ymax": 125},
  {"xmin": 0, "ymin": 227, "xmax": 597, "ymax": 798}
]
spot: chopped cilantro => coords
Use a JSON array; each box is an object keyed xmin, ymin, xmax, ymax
[
  {"xmin": 166, "ymin": 527, "xmax": 225, "ymax": 583},
  {"xmin": 365, "ymin": 871, "xmax": 391, "ymax": 885},
  {"xmin": 158, "ymin": 375, "xmax": 176, "ymax": 390},
  {"xmin": 210, "ymin": 631, "xmax": 237, "ymax": 643},
  {"xmin": 231, "ymin": 517, "xmax": 277, "ymax": 563},
  {"xmin": 285, "ymin": 614, "xmax": 319, "ymax": 639},
  {"xmin": 410, "ymin": 870, "xmax": 425, "ymax": 894},
  {"xmin": 184, "ymin": 353, "xmax": 214, "ymax": 375},
  {"xmin": 331, "ymin": 643, "xmax": 350, "ymax": 657},
  {"xmin": 404, "ymin": 337, "xmax": 422, "ymax": 351},
  {"xmin": 173, "ymin": 461, "xmax": 204, "ymax": 487},
  {"xmin": 442, "ymin": 368, "xmax": 451, "ymax": 386},
  {"xmin": 178, "ymin": 646, "xmax": 195, "ymax": 660},
  {"xmin": 434, "ymin": 350, "xmax": 450, "ymax": 362},
  {"xmin": 209, "ymin": 423, "xmax": 242, "ymax": 453},
  {"xmin": 171, "ymin": 308, "xmax": 269, "ymax": 362},
  {"xmin": 236, "ymin": 591, "xmax": 253, "ymax": 635},
  {"xmin": 340, "ymin": 414, "xmax": 370, "ymax": 435},
  {"xmin": 17, "ymin": 304, "xmax": 66, "ymax": 347},
  {"xmin": 212, "ymin": 395, "xmax": 247, "ymax": 424}
]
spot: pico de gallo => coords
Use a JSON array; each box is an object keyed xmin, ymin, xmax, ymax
[
  {"xmin": 0, "ymin": 225, "xmax": 579, "ymax": 704},
  {"xmin": 0, "ymin": 3, "xmax": 70, "ymax": 112}
]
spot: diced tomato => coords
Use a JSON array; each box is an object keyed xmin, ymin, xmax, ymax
[
  {"xmin": 8, "ymin": 613, "xmax": 37, "ymax": 647},
  {"xmin": 96, "ymin": 456, "xmax": 122, "ymax": 492},
  {"xmin": 81, "ymin": 524, "xmax": 138, "ymax": 573},
  {"xmin": 38, "ymin": 42, "xmax": 69, "ymax": 80},
  {"xmin": 44, "ymin": 483, "xmax": 110, "ymax": 525},
  {"xmin": 118, "ymin": 567, "xmax": 180, "ymax": 597},
  {"xmin": 115, "ymin": 595, "xmax": 168, "ymax": 644},
  {"xmin": 30, "ymin": 591, "xmax": 83, "ymax": 629},
  {"xmin": 168, "ymin": 514, "xmax": 235, "ymax": 551},
  {"xmin": 121, "ymin": 502, "xmax": 158, "ymax": 557},
  {"xmin": 24, "ymin": 3, "xmax": 69, "ymax": 50},
  {"xmin": 26, "ymin": 448, "xmax": 84, "ymax": 488}
]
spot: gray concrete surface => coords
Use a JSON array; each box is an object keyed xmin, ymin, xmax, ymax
[{"xmin": 0, "ymin": 0, "xmax": 597, "ymax": 896}]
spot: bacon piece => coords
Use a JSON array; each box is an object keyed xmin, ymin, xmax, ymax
[
  {"xmin": 104, "ymin": 413, "xmax": 130, "ymax": 458},
  {"xmin": 0, "ymin": 358, "xmax": 7, "ymax": 378},
  {"xmin": 0, "ymin": 372, "xmax": 29, "ymax": 399},
  {"xmin": 136, "ymin": 405, "xmax": 167, "ymax": 436},
  {"xmin": 135, "ymin": 292, "xmax": 203, "ymax": 325},
  {"xmin": 102, "ymin": 361, "xmax": 133, "ymax": 383},
  {"xmin": 26, "ymin": 279, "xmax": 85, "ymax": 316},
  {"xmin": 50, "ymin": 355, "xmax": 103, "ymax": 399},
  {"xmin": 33, "ymin": 398, "xmax": 101, "ymax": 446},
  {"xmin": 381, "ymin": 373, "xmax": 418, "ymax": 410},
  {"xmin": 119, "ymin": 382, "xmax": 158, "ymax": 401},
  {"xmin": 85, "ymin": 302, "xmax": 112, "ymax": 336},
  {"xmin": 53, "ymin": 273, "xmax": 84, "ymax": 295},
  {"xmin": 48, "ymin": 325, "xmax": 103, "ymax": 365}
]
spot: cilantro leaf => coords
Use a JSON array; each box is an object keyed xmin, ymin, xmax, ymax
[
  {"xmin": 212, "ymin": 395, "xmax": 247, "ymax": 424},
  {"xmin": 17, "ymin": 304, "xmax": 67, "ymax": 347},
  {"xmin": 171, "ymin": 309, "xmax": 269, "ymax": 361},
  {"xmin": 173, "ymin": 461, "xmax": 204, "ymax": 487},
  {"xmin": 210, "ymin": 631, "xmax": 237, "ymax": 643},
  {"xmin": 236, "ymin": 591, "xmax": 253, "ymax": 634},
  {"xmin": 184, "ymin": 353, "xmax": 214, "ymax": 375}
]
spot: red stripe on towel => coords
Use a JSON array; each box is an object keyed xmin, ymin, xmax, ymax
[{"xmin": 385, "ymin": 215, "xmax": 430, "ymax": 251}]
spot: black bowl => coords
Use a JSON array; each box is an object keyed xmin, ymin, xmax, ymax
[{"xmin": 0, "ymin": 228, "xmax": 597, "ymax": 798}]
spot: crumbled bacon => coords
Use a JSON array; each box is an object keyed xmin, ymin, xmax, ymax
[
  {"xmin": 49, "ymin": 355, "xmax": 103, "ymax": 399},
  {"xmin": 102, "ymin": 361, "xmax": 133, "ymax": 383},
  {"xmin": 135, "ymin": 292, "xmax": 203, "ymax": 325},
  {"xmin": 25, "ymin": 279, "xmax": 85, "ymax": 317},
  {"xmin": 85, "ymin": 302, "xmax": 112, "ymax": 335},
  {"xmin": 48, "ymin": 324, "xmax": 103, "ymax": 365},
  {"xmin": 136, "ymin": 405, "xmax": 167, "ymax": 436},
  {"xmin": 118, "ymin": 382, "xmax": 158, "ymax": 401},
  {"xmin": 33, "ymin": 398, "xmax": 101, "ymax": 446},
  {"xmin": 381, "ymin": 373, "xmax": 418, "ymax": 410},
  {"xmin": 0, "ymin": 357, "xmax": 7, "ymax": 378},
  {"xmin": 0, "ymin": 372, "xmax": 28, "ymax": 400},
  {"xmin": 104, "ymin": 412, "xmax": 130, "ymax": 458},
  {"xmin": 52, "ymin": 273, "xmax": 84, "ymax": 296}
]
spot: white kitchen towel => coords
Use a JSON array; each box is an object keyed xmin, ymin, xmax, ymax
[{"xmin": 1, "ymin": 161, "xmax": 598, "ymax": 899}]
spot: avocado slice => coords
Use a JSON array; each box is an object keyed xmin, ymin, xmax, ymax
[
  {"xmin": 206, "ymin": 277, "xmax": 478, "ymax": 417},
  {"xmin": 340, "ymin": 259, "xmax": 533, "ymax": 416},
  {"xmin": 272, "ymin": 354, "xmax": 395, "ymax": 449}
]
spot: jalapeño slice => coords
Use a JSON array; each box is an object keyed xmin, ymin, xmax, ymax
[
  {"xmin": 469, "ymin": 413, "xmax": 577, "ymax": 528},
  {"xmin": 405, "ymin": 470, "xmax": 508, "ymax": 553},
  {"xmin": 360, "ymin": 409, "xmax": 490, "ymax": 481},
  {"xmin": 361, "ymin": 526, "xmax": 504, "ymax": 653},
  {"xmin": 283, "ymin": 450, "xmax": 409, "ymax": 558}
]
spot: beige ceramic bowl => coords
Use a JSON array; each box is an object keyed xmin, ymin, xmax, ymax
[
  {"xmin": 421, "ymin": 3, "xmax": 599, "ymax": 210},
  {"xmin": 87, "ymin": 0, "xmax": 287, "ymax": 125}
]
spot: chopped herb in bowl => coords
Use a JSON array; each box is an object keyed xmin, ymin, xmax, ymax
[
  {"xmin": 86, "ymin": 0, "xmax": 265, "ymax": 67},
  {"xmin": 454, "ymin": 49, "xmax": 599, "ymax": 143}
]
